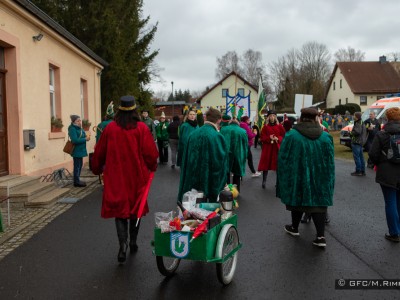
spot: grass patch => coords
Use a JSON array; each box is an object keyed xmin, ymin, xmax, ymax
[
  {"xmin": 330, "ymin": 131, "xmax": 368, "ymax": 161},
  {"xmin": 330, "ymin": 131, "xmax": 353, "ymax": 161}
]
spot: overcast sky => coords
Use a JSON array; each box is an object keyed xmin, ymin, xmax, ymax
[{"xmin": 143, "ymin": 0, "xmax": 400, "ymax": 95}]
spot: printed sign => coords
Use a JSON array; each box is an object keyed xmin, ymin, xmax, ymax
[{"xmin": 170, "ymin": 232, "xmax": 190, "ymax": 258}]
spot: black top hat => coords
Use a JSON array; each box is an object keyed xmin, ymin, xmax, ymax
[{"xmin": 119, "ymin": 95, "xmax": 137, "ymax": 111}]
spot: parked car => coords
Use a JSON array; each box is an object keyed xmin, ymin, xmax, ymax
[
  {"xmin": 339, "ymin": 123, "xmax": 353, "ymax": 148},
  {"xmin": 276, "ymin": 113, "xmax": 298, "ymax": 124}
]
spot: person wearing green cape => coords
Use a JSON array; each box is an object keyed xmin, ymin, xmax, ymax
[
  {"xmin": 96, "ymin": 101, "xmax": 115, "ymax": 143},
  {"xmin": 220, "ymin": 117, "xmax": 248, "ymax": 191},
  {"xmin": 178, "ymin": 108, "xmax": 228, "ymax": 203},
  {"xmin": 220, "ymin": 114, "xmax": 231, "ymax": 128},
  {"xmin": 177, "ymin": 110, "xmax": 198, "ymax": 167}
]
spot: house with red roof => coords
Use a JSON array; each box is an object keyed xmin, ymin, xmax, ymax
[{"xmin": 326, "ymin": 56, "xmax": 400, "ymax": 110}]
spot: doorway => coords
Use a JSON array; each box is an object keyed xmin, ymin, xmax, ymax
[{"xmin": 0, "ymin": 48, "xmax": 9, "ymax": 176}]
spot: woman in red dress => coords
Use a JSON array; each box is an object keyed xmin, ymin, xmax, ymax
[
  {"xmin": 258, "ymin": 110, "xmax": 286, "ymax": 188},
  {"xmin": 92, "ymin": 96, "xmax": 158, "ymax": 263}
]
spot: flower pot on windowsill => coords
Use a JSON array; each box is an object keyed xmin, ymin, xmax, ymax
[
  {"xmin": 51, "ymin": 117, "xmax": 64, "ymax": 132},
  {"xmin": 82, "ymin": 119, "xmax": 91, "ymax": 131},
  {"xmin": 51, "ymin": 126, "xmax": 62, "ymax": 132}
]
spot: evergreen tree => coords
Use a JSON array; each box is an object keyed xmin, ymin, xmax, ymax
[{"xmin": 31, "ymin": 0, "xmax": 158, "ymax": 116}]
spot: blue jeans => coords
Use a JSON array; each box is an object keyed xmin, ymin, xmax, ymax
[
  {"xmin": 73, "ymin": 157, "xmax": 83, "ymax": 184},
  {"xmin": 351, "ymin": 144, "xmax": 365, "ymax": 173},
  {"xmin": 381, "ymin": 185, "xmax": 400, "ymax": 236}
]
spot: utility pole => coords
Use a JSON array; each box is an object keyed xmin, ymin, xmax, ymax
[{"xmin": 171, "ymin": 81, "xmax": 174, "ymax": 117}]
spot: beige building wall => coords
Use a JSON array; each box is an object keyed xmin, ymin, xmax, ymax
[
  {"xmin": 326, "ymin": 69, "xmax": 355, "ymax": 108},
  {"xmin": 0, "ymin": 1, "xmax": 103, "ymax": 176},
  {"xmin": 326, "ymin": 68, "xmax": 386, "ymax": 111},
  {"xmin": 200, "ymin": 75, "xmax": 258, "ymax": 118}
]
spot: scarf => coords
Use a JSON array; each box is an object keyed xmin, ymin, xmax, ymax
[{"xmin": 187, "ymin": 119, "xmax": 198, "ymax": 127}]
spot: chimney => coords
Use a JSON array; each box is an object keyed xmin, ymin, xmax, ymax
[{"xmin": 379, "ymin": 55, "xmax": 387, "ymax": 64}]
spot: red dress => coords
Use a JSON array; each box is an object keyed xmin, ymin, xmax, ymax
[
  {"xmin": 257, "ymin": 123, "xmax": 286, "ymax": 171},
  {"xmin": 91, "ymin": 121, "xmax": 158, "ymax": 219}
]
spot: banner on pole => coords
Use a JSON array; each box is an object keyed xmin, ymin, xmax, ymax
[{"xmin": 226, "ymin": 92, "xmax": 251, "ymax": 119}]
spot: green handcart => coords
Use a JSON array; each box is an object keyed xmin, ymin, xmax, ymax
[{"xmin": 152, "ymin": 213, "xmax": 241, "ymax": 285}]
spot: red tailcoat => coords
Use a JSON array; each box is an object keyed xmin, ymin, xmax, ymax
[
  {"xmin": 257, "ymin": 123, "xmax": 286, "ymax": 171},
  {"xmin": 92, "ymin": 121, "xmax": 158, "ymax": 219}
]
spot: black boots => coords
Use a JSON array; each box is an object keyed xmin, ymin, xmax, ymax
[
  {"xmin": 262, "ymin": 171, "xmax": 268, "ymax": 189},
  {"xmin": 118, "ymin": 241, "xmax": 128, "ymax": 263},
  {"xmin": 129, "ymin": 217, "xmax": 141, "ymax": 253},
  {"xmin": 115, "ymin": 217, "xmax": 141, "ymax": 262},
  {"xmin": 116, "ymin": 218, "xmax": 128, "ymax": 263}
]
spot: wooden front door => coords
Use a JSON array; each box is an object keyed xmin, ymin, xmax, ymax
[{"xmin": 0, "ymin": 71, "xmax": 8, "ymax": 176}]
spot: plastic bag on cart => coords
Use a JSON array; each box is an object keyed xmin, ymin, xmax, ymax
[
  {"xmin": 155, "ymin": 211, "xmax": 176, "ymax": 232},
  {"xmin": 189, "ymin": 207, "xmax": 214, "ymax": 220},
  {"xmin": 182, "ymin": 189, "xmax": 205, "ymax": 211},
  {"xmin": 182, "ymin": 190, "xmax": 196, "ymax": 211}
]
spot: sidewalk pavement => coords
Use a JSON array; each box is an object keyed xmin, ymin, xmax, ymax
[{"xmin": 0, "ymin": 168, "xmax": 101, "ymax": 261}]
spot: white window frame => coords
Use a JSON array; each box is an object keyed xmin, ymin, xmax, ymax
[
  {"xmin": 49, "ymin": 67, "xmax": 56, "ymax": 118},
  {"xmin": 80, "ymin": 80, "xmax": 85, "ymax": 117},
  {"xmin": 360, "ymin": 95, "xmax": 367, "ymax": 105}
]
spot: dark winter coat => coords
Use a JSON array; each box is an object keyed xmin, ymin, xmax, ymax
[
  {"xmin": 364, "ymin": 118, "xmax": 381, "ymax": 143},
  {"xmin": 368, "ymin": 121, "xmax": 400, "ymax": 189},
  {"xmin": 167, "ymin": 120, "xmax": 181, "ymax": 140},
  {"xmin": 350, "ymin": 119, "xmax": 367, "ymax": 145}
]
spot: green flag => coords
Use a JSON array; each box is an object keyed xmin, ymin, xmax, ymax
[{"xmin": 257, "ymin": 77, "xmax": 266, "ymax": 129}]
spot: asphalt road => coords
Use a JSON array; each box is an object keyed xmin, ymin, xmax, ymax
[{"xmin": 0, "ymin": 147, "xmax": 399, "ymax": 299}]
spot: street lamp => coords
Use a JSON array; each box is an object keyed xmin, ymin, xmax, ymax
[{"xmin": 171, "ymin": 81, "xmax": 174, "ymax": 116}]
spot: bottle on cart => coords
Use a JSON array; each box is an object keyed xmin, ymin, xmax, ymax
[{"xmin": 219, "ymin": 190, "xmax": 233, "ymax": 220}]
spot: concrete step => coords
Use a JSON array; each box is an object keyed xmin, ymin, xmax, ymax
[
  {"xmin": 25, "ymin": 187, "xmax": 71, "ymax": 208},
  {"xmin": 0, "ymin": 175, "xmax": 20, "ymax": 184},
  {"xmin": 0, "ymin": 176, "xmax": 41, "ymax": 194},
  {"xmin": 10, "ymin": 182, "xmax": 55, "ymax": 203}
]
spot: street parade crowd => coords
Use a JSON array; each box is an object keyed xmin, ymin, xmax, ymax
[{"xmin": 76, "ymin": 95, "xmax": 400, "ymax": 264}]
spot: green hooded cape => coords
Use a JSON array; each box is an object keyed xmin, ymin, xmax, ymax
[
  {"xmin": 178, "ymin": 123, "xmax": 228, "ymax": 202},
  {"xmin": 177, "ymin": 121, "xmax": 198, "ymax": 166},
  {"xmin": 277, "ymin": 123, "xmax": 335, "ymax": 207},
  {"xmin": 220, "ymin": 122, "xmax": 248, "ymax": 176}
]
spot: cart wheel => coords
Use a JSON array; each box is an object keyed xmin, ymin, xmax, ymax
[
  {"xmin": 156, "ymin": 256, "xmax": 180, "ymax": 277},
  {"xmin": 215, "ymin": 225, "xmax": 239, "ymax": 285}
]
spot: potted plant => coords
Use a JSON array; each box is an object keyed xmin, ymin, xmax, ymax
[
  {"xmin": 82, "ymin": 119, "xmax": 91, "ymax": 131},
  {"xmin": 51, "ymin": 117, "xmax": 64, "ymax": 132}
]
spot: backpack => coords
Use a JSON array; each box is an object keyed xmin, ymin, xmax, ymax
[{"xmin": 383, "ymin": 133, "xmax": 400, "ymax": 164}]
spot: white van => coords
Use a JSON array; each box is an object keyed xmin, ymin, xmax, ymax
[
  {"xmin": 339, "ymin": 95, "xmax": 400, "ymax": 147},
  {"xmin": 361, "ymin": 96, "xmax": 400, "ymax": 124}
]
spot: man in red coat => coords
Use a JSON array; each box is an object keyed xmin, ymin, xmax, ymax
[
  {"xmin": 258, "ymin": 110, "xmax": 286, "ymax": 188},
  {"xmin": 92, "ymin": 96, "xmax": 158, "ymax": 263}
]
